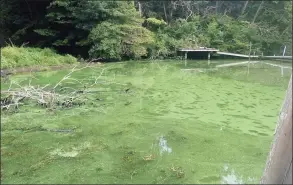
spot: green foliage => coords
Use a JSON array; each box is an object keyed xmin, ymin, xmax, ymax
[
  {"xmin": 34, "ymin": 29, "xmax": 58, "ymax": 37},
  {"xmin": 2, "ymin": 0, "xmax": 292, "ymax": 59},
  {"xmin": 1, "ymin": 46, "xmax": 77, "ymax": 69},
  {"xmin": 89, "ymin": 2, "xmax": 154, "ymax": 60},
  {"xmin": 145, "ymin": 18, "xmax": 167, "ymax": 31}
]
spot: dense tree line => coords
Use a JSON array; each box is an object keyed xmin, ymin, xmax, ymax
[{"xmin": 0, "ymin": 0, "xmax": 292, "ymax": 60}]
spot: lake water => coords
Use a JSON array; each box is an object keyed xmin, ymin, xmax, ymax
[{"xmin": 1, "ymin": 59, "xmax": 291, "ymax": 184}]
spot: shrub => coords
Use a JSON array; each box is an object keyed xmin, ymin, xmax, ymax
[{"xmin": 1, "ymin": 46, "xmax": 77, "ymax": 69}]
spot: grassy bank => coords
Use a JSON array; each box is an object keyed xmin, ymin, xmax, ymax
[{"xmin": 1, "ymin": 46, "xmax": 77, "ymax": 69}]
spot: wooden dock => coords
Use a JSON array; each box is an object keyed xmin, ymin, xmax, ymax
[
  {"xmin": 217, "ymin": 51, "xmax": 258, "ymax": 58},
  {"xmin": 178, "ymin": 48, "xmax": 292, "ymax": 61},
  {"xmin": 179, "ymin": 48, "xmax": 219, "ymax": 52},
  {"xmin": 178, "ymin": 48, "xmax": 219, "ymax": 60}
]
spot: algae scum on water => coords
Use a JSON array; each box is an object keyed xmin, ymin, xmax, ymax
[{"xmin": 1, "ymin": 60, "xmax": 291, "ymax": 184}]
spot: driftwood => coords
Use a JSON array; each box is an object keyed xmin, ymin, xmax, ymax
[
  {"xmin": 260, "ymin": 75, "xmax": 292, "ymax": 184},
  {"xmin": 1, "ymin": 64, "xmax": 108, "ymax": 110}
]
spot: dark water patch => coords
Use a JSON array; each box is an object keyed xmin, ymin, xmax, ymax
[
  {"xmin": 255, "ymin": 124, "xmax": 270, "ymax": 130},
  {"xmin": 217, "ymin": 103, "xmax": 228, "ymax": 108},
  {"xmin": 251, "ymin": 94, "xmax": 257, "ymax": 98},
  {"xmin": 147, "ymin": 112, "xmax": 165, "ymax": 117},
  {"xmin": 235, "ymin": 86, "xmax": 243, "ymax": 90},
  {"xmin": 248, "ymin": 130, "xmax": 269, "ymax": 136},
  {"xmin": 111, "ymin": 130, "xmax": 125, "ymax": 136},
  {"xmin": 249, "ymin": 130, "xmax": 258, "ymax": 133},
  {"xmin": 254, "ymin": 152, "xmax": 263, "ymax": 157},
  {"xmin": 202, "ymin": 138, "xmax": 214, "ymax": 144},
  {"xmin": 199, "ymin": 175, "xmax": 221, "ymax": 183},
  {"xmin": 166, "ymin": 130, "xmax": 188, "ymax": 142},
  {"xmin": 221, "ymin": 121, "xmax": 230, "ymax": 125},
  {"xmin": 258, "ymin": 132, "xmax": 269, "ymax": 136},
  {"xmin": 227, "ymin": 114, "xmax": 254, "ymax": 120},
  {"xmin": 183, "ymin": 106, "xmax": 196, "ymax": 110},
  {"xmin": 232, "ymin": 128, "xmax": 243, "ymax": 133},
  {"xmin": 240, "ymin": 103, "xmax": 255, "ymax": 109},
  {"xmin": 263, "ymin": 115, "xmax": 275, "ymax": 118}
]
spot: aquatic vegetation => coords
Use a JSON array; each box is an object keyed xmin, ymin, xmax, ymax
[{"xmin": 1, "ymin": 60, "xmax": 291, "ymax": 184}]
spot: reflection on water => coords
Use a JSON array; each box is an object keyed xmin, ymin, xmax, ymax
[
  {"xmin": 158, "ymin": 136, "xmax": 172, "ymax": 155},
  {"xmin": 221, "ymin": 164, "xmax": 255, "ymax": 184},
  {"xmin": 221, "ymin": 164, "xmax": 244, "ymax": 184}
]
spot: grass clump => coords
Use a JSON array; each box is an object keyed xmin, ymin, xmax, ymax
[{"xmin": 1, "ymin": 46, "xmax": 77, "ymax": 69}]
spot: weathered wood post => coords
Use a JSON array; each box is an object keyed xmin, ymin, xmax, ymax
[
  {"xmin": 260, "ymin": 75, "xmax": 292, "ymax": 184},
  {"xmin": 247, "ymin": 42, "xmax": 252, "ymax": 75},
  {"xmin": 208, "ymin": 52, "xmax": 211, "ymax": 65},
  {"xmin": 282, "ymin": 45, "xmax": 286, "ymax": 56},
  {"xmin": 184, "ymin": 51, "xmax": 187, "ymax": 60}
]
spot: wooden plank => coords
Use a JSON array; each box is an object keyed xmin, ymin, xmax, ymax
[
  {"xmin": 260, "ymin": 75, "xmax": 292, "ymax": 184},
  {"xmin": 217, "ymin": 51, "xmax": 259, "ymax": 58},
  {"xmin": 179, "ymin": 49, "xmax": 219, "ymax": 52},
  {"xmin": 215, "ymin": 61, "xmax": 259, "ymax": 68}
]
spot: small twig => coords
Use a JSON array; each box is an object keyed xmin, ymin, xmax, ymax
[{"xmin": 8, "ymin": 38, "xmax": 14, "ymax": 47}]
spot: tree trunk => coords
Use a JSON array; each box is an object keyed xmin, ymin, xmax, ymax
[
  {"xmin": 252, "ymin": 0, "xmax": 264, "ymax": 24},
  {"xmin": 216, "ymin": 1, "xmax": 219, "ymax": 14},
  {"xmin": 240, "ymin": 0, "xmax": 249, "ymax": 17},
  {"xmin": 169, "ymin": 0, "xmax": 174, "ymax": 23},
  {"xmin": 138, "ymin": 1, "xmax": 142, "ymax": 17},
  {"xmin": 163, "ymin": 1, "xmax": 168, "ymax": 22}
]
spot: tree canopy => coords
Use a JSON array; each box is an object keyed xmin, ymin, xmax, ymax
[{"xmin": 0, "ymin": 0, "xmax": 291, "ymax": 60}]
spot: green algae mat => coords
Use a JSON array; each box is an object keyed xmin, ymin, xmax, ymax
[{"xmin": 1, "ymin": 60, "xmax": 291, "ymax": 184}]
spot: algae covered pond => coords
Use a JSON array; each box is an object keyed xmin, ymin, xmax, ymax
[{"xmin": 1, "ymin": 60, "xmax": 291, "ymax": 184}]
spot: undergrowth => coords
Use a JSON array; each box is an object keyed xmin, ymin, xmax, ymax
[{"xmin": 1, "ymin": 46, "xmax": 77, "ymax": 69}]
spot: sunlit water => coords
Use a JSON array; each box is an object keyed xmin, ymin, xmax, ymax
[{"xmin": 1, "ymin": 59, "xmax": 291, "ymax": 184}]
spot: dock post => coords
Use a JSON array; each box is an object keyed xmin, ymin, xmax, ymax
[
  {"xmin": 247, "ymin": 42, "xmax": 252, "ymax": 75},
  {"xmin": 283, "ymin": 45, "xmax": 286, "ymax": 56},
  {"xmin": 208, "ymin": 52, "xmax": 210, "ymax": 65}
]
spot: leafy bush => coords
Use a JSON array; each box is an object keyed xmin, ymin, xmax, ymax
[
  {"xmin": 1, "ymin": 46, "xmax": 77, "ymax": 69},
  {"xmin": 88, "ymin": 2, "xmax": 154, "ymax": 60}
]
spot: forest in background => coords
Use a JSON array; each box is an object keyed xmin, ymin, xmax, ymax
[{"xmin": 0, "ymin": 0, "xmax": 292, "ymax": 61}]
